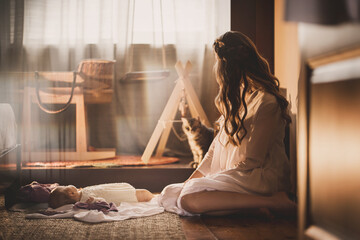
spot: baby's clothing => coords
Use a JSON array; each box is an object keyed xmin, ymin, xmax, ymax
[
  {"xmin": 19, "ymin": 181, "xmax": 59, "ymax": 203},
  {"xmin": 80, "ymin": 183, "xmax": 138, "ymax": 206},
  {"xmin": 158, "ymin": 90, "xmax": 291, "ymax": 216},
  {"xmin": 74, "ymin": 201, "xmax": 118, "ymax": 213}
]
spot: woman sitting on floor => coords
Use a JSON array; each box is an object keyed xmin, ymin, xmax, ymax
[{"xmin": 158, "ymin": 31, "xmax": 296, "ymax": 216}]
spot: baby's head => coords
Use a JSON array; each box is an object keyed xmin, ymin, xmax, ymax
[{"xmin": 49, "ymin": 185, "xmax": 81, "ymax": 208}]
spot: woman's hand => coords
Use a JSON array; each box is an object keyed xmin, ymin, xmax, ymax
[{"xmin": 86, "ymin": 196, "xmax": 106, "ymax": 203}]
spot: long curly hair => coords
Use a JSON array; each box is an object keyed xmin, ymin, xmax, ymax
[{"xmin": 213, "ymin": 31, "xmax": 291, "ymax": 146}]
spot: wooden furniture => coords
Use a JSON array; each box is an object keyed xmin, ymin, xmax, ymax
[
  {"xmin": 297, "ymin": 24, "xmax": 360, "ymax": 240},
  {"xmin": 141, "ymin": 61, "xmax": 210, "ymax": 164},
  {"xmin": 22, "ymin": 60, "xmax": 116, "ymax": 162}
]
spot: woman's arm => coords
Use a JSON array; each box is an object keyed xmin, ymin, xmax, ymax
[
  {"xmin": 240, "ymin": 100, "xmax": 282, "ymax": 170},
  {"xmin": 186, "ymin": 169, "xmax": 204, "ymax": 182},
  {"xmin": 192, "ymin": 132, "xmax": 218, "ymax": 178},
  {"xmin": 186, "ymin": 117, "xmax": 223, "ymax": 182}
]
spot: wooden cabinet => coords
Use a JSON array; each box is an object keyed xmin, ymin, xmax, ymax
[{"xmin": 297, "ymin": 23, "xmax": 360, "ymax": 239}]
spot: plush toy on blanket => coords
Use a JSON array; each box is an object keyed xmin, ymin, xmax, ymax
[{"xmin": 48, "ymin": 183, "xmax": 153, "ymax": 209}]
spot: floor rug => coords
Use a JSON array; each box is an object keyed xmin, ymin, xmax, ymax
[{"xmin": 0, "ymin": 195, "xmax": 186, "ymax": 240}]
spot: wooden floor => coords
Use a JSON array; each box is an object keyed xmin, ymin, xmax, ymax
[
  {"xmin": 181, "ymin": 210, "xmax": 297, "ymax": 240},
  {"xmin": 1, "ymin": 154, "xmax": 298, "ymax": 239}
]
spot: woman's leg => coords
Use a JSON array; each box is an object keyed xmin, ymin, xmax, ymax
[
  {"xmin": 135, "ymin": 189, "xmax": 154, "ymax": 202},
  {"xmin": 180, "ymin": 191, "xmax": 296, "ymax": 215}
]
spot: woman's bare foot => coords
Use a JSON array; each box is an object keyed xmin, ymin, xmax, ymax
[
  {"xmin": 269, "ymin": 192, "xmax": 297, "ymax": 215},
  {"xmin": 272, "ymin": 192, "xmax": 297, "ymax": 208}
]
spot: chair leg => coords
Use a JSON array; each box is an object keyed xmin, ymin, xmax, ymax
[
  {"xmin": 74, "ymin": 89, "xmax": 87, "ymax": 153},
  {"xmin": 21, "ymin": 87, "xmax": 32, "ymax": 162}
]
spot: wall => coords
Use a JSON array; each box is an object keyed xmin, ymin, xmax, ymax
[
  {"xmin": 275, "ymin": 0, "xmax": 300, "ymax": 112},
  {"xmin": 274, "ymin": 0, "xmax": 300, "ymax": 193}
]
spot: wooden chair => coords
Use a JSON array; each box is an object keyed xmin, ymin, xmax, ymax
[{"xmin": 22, "ymin": 59, "xmax": 116, "ymax": 162}]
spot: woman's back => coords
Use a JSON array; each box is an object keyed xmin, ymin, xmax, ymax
[{"xmin": 198, "ymin": 90, "xmax": 291, "ymax": 194}]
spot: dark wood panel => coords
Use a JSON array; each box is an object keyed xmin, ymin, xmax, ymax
[
  {"xmin": 231, "ymin": 0, "xmax": 256, "ymax": 41},
  {"xmin": 309, "ymin": 78, "xmax": 360, "ymax": 239},
  {"xmin": 255, "ymin": 0, "xmax": 274, "ymax": 72},
  {"xmin": 231, "ymin": 0, "xmax": 274, "ymax": 72}
]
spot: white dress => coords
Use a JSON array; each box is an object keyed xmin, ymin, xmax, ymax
[
  {"xmin": 80, "ymin": 183, "xmax": 138, "ymax": 206},
  {"xmin": 158, "ymin": 90, "xmax": 291, "ymax": 216}
]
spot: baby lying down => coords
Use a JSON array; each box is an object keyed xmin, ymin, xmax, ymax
[{"xmin": 49, "ymin": 183, "xmax": 154, "ymax": 209}]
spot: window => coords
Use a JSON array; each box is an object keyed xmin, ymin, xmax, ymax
[{"xmin": 23, "ymin": 0, "xmax": 227, "ymax": 46}]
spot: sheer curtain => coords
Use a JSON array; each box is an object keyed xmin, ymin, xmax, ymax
[{"xmin": 0, "ymin": 0, "xmax": 230, "ymax": 161}]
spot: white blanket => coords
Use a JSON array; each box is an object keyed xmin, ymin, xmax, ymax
[
  {"xmin": 12, "ymin": 197, "xmax": 164, "ymax": 223},
  {"xmin": 0, "ymin": 103, "xmax": 17, "ymax": 153}
]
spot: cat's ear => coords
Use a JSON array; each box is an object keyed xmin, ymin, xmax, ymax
[
  {"xmin": 181, "ymin": 117, "xmax": 187, "ymax": 124},
  {"xmin": 195, "ymin": 116, "xmax": 201, "ymax": 125},
  {"xmin": 193, "ymin": 117, "xmax": 201, "ymax": 127}
]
